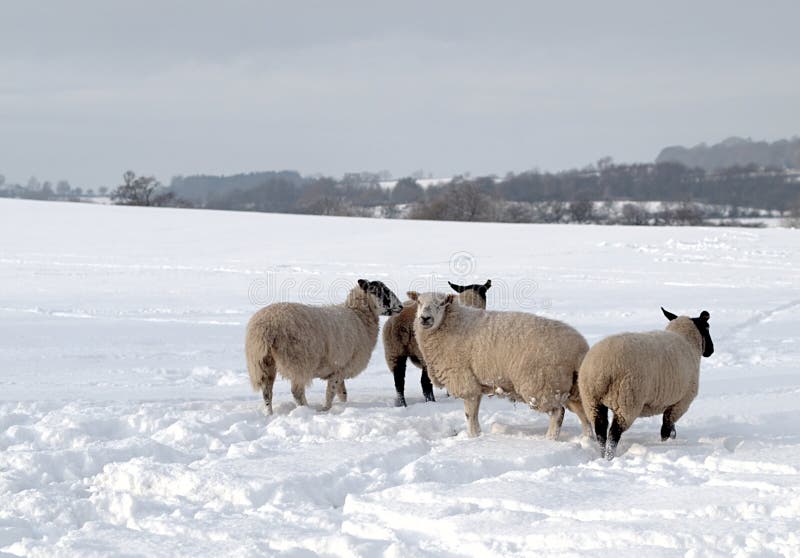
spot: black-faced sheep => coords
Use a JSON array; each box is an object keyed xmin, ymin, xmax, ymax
[
  {"xmin": 578, "ymin": 308, "xmax": 714, "ymax": 460},
  {"xmin": 410, "ymin": 291, "xmax": 592, "ymax": 439},
  {"xmin": 245, "ymin": 279, "xmax": 403, "ymax": 414},
  {"xmin": 383, "ymin": 280, "xmax": 491, "ymax": 407}
]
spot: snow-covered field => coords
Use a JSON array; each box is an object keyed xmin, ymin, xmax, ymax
[{"xmin": 1, "ymin": 199, "xmax": 799, "ymax": 557}]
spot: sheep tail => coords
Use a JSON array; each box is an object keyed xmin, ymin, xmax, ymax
[
  {"xmin": 578, "ymin": 366, "xmax": 612, "ymax": 425},
  {"xmin": 569, "ymin": 345, "xmax": 589, "ymax": 402},
  {"xmin": 245, "ymin": 324, "xmax": 276, "ymax": 391},
  {"xmin": 569, "ymin": 369, "xmax": 581, "ymax": 403}
]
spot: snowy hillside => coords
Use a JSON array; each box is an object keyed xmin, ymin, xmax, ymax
[{"xmin": 1, "ymin": 199, "xmax": 799, "ymax": 557}]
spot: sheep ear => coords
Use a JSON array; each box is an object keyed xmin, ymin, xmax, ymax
[
  {"xmin": 358, "ymin": 279, "xmax": 370, "ymax": 291},
  {"xmin": 407, "ymin": 291, "xmax": 419, "ymax": 301},
  {"xmin": 444, "ymin": 294, "xmax": 455, "ymax": 305},
  {"xmin": 698, "ymin": 310, "xmax": 710, "ymax": 322},
  {"xmin": 484, "ymin": 279, "xmax": 492, "ymax": 290},
  {"xmin": 661, "ymin": 307, "xmax": 678, "ymax": 321},
  {"xmin": 448, "ymin": 281, "xmax": 466, "ymax": 293}
]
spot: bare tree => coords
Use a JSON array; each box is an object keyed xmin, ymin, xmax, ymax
[
  {"xmin": 26, "ymin": 176, "xmax": 41, "ymax": 191},
  {"xmin": 296, "ymin": 177, "xmax": 343, "ymax": 215},
  {"xmin": 56, "ymin": 180, "xmax": 71, "ymax": 197},
  {"xmin": 392, "ymin": 177, "xmax": 424, "ymax": 204},
  {"xmin": 621, "ymin": 203, "xmax": 649, "ymax": 225},
  {"xmin": 783, "ymin": 196, "xmax": 800, "ymax": 228},
  {"xmin": 447, "ymin": 183, "xmax": 493, "ymax": 221},
  {"xmin": 673, "ymin": 201, "xmax": 705, "ymax": 225},
  {"xmin": 568, "ymin": 200, "xmax": 595, "ymax": 223},
  {"xmin": 410, "ymin": 183, "xmax": 496, "ymax": 222},
  {"xmin": 109, "ymin": 171, "xmax": 191, "ymax": 207},
  {"xmin": 537, "ymin": 200, "xmax": 566, "ymax": 223},
  {"xmin": 500, "ymin": 202, "xmax": 535, "ymax": 223}
]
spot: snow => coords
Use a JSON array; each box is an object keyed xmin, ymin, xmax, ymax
[
  {"xmin": 1, "ymin": 198, "xmax": 799, "ymax": 557},
  {"xmin": 378, "ymin": 177, "xmax": 454, "ymax": 190}
]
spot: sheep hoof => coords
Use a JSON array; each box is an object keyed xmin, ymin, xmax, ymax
[
  {"xmin": 394, "ymin": 395, "xmax": 407, "ymax": 407},
  {"xmin": 661, "ymin": 425, "xmax": 676, "ymax": 441},
  {"xmin": 424, "ymin": 392, "xmax": 436, "ymax": 403},
  {"xmin": 604, "ymin": 443, "xmax": 617, "ymax": 460},
  {"xmin": 595, "ymin": 441, "xmax": 608, "ymax": 458}
]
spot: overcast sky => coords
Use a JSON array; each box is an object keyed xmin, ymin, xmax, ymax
[{"xmin": 2, "ymin": 1, "xmax": 799, "ymax": 189}]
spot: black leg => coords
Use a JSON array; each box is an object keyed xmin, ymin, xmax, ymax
[
  {"xmin": 392, "ymin": 355, "xmax": 407, "ymax": 407},
  {"xmin": 605, "ymin": 415, "xmax": 627, "ymax": 460},
  {"xmin": 421, "ymin": 368, "xmax": 435, "ymax": 402},
  {"xmin": 594, "ymin": 404, "xmax": 609, "ymax": 451},
  {"xmin": 661, "ymin": 410, "xmax": 676, "ymax": 441}
]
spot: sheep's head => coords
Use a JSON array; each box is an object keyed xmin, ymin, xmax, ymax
[
  {"xmin": 448, "ymin": 279, "xmax": 491, "ymax": 309},
  {"xmin": 358, "ymin": 279, "xmax": 403, "ymax": 316},
  {"xmin": 662, "ymin": 307, "xmax": 714, "ymax": 357},
  {"xmin": 408, "ymin": 291, "xmax": 454, "ymax": 331}
]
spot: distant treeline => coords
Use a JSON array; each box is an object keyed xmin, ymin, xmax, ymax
[
  {"xmin": 165, "ymin": 162, "xmax": 800, "ymax": 218},
  {"xmin": 657, "ymin": 136, "xmax": 800, "ymax": 172},
  {"xmin": 3, "ymin": 160, "xmax": 799, "ymax": 226},
  {"xmin": 0, "ymin": 176, "xmax": 108, "ymax": 201}
]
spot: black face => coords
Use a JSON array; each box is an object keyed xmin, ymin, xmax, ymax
[
  {"xmin": 691, "ymin": 311, "xmax": 714, "ymax": 357},
  {"xmin": 358, "ymin": 279, "xmax": 403, "ymax": 316},
  {"xmin": 663, "ymin": 307, "xmax": 714, "ymax": 358},
  {"xmin": 448, "ymin": 279, "xmax": 492, "ymax": 300}
]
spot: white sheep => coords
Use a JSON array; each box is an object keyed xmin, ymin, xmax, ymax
[
  {"xmin": 578, "ymin": 307, "xmax": 714, "ymax": 460},
  {"xmin": 409, "ymin": 291, "xmax": 592, "ymax": 439},
  {"xmin": 383, "ymin": 280, "xmax": 491, "ymax": 407},
  {"xmin": 245, "ymin": 279, "xmax": 403, "ymax": 414}
]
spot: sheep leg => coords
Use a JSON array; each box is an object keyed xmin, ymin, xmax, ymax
[
  {"xmin": 593, "ymin": 404, "xmax": 610, "ymax": 453},
  {"xmin": 391, "ymin": 356, "xmax": 408, "ymax": 407},
  {"xmin": 261, "ymin": 364, "xmax": 277, "ymax": 415},
  {"xmin": 464, "ymin": 396, "xmax": 482, "ymax": 437},
  {"xmin": 291, "ymin": 380, "xmax": 308, "ymax": 407},
  {"xmin": 566, "ymin": 399, "xmax": 592, "ymax": 438},
  {"xmin": 661, "ymin": 396, "xmax": 693, "ymax": 440},
  {"xmin": 661, "ymin": 409, "xmax": 677, "ymax": 441},
  {"xmin": 336, "ymin": 379, "xmax": 348, "ymax": 403},
  {"xmin": 605, "ymin": 414, "xmax": 628, "ymax": 460},
  {"xmin": 420, "ymin": 367, "xmax": 435, "ymax": 402},
  {"xmin": 546, "ymin": 406, "xmax": 566, "ymax": 441},
  {"xmin": 322, "ymin": 375, "xmax": 342, "ymax": 411}
]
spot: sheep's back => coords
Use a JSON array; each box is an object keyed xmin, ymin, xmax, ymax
[
  {"xmin": 474, "ymin": 311, "xmax": 586, "ymax": 363},
  {"xmin": 479, "ymin": 313, "xmax": 586, "ymax": 397},
  {"xmin": 383, "ymin": 304, "xmax": 416, "ymax": 353},
  {"xmin": 251, "ymin": 303, "xmax": 374, "ymax": 377},
  {"xmin": 580, "ymin": 331, "xmax": 699, "ymax": 416},
  {"xmin": 422, "ymin": 309, "xmax": 586, "ymax": 406}
]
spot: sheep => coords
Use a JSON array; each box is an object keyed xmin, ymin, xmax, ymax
[
  {"xmin": 245, "ymin": 279, "xmax": 403, "ymax": 414},
  {"xmin": 578, "ymin": 307, "xmax": 714, "ymax": 460},
  {"xmin": 409, "ymin": 291, "xmax": 592, "ymax": 439},
  {"xmin": 383, "ymin": 280, "xmax": 491, "ymax": 407}
]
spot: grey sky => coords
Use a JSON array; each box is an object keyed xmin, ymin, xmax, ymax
[{"xmin": 2, "ymin": 1, "xmax": 799, "ymax": 189}]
